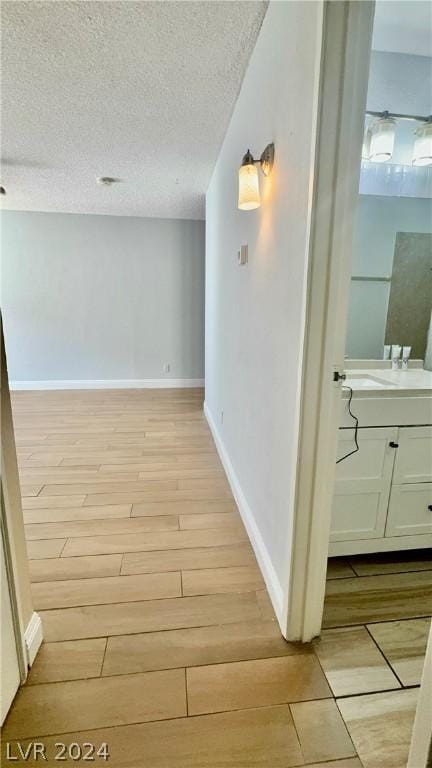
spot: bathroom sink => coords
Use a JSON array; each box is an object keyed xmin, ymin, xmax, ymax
[{"xmin": 346, "ymin": 374, "xmax": 392, "ymax": 388}]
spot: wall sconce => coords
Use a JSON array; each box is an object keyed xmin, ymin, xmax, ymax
[
  {"xmin": 369, "ymin": 114, "xmax": 396, "ymax": 163},
  {"xmin": 363, "ymin": 110, "xmax": 432, "ymax": 166},
  {"xmin": 412, "ymin": 119, "xmax": 432, "ymax": 166},
  {"xmin": 238, "ymin": 143, "xmax": 275, "ymax": 211}
]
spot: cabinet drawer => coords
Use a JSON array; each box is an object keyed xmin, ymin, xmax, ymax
[
  {"xmin": 385, "ymin": 484, "xmax": 432, "ymax": 537},
  {"xmin": 393, "ymin": 427, "xmax": 432, "ymax": 484}
]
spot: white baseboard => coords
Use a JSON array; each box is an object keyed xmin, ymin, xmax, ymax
[
  {"xmin": 24, "ymin": 611, "xmax": 43, "ymax": 666},
  {"xmin": 10, "ymin": 378, "xmax": 205, "ymax": 391},
  {"xmin": 204, "ymin": 401, "xmax": 284, "ymax": 629}
]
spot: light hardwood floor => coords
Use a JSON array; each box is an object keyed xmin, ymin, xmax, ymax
[{"xmin": 2, "ymin": 388, "xmax": 431, "ymax": 767}]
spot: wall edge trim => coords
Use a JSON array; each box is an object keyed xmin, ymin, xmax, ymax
[{"xmin": 204, "ymin": 400, "xmax": 284, "ymax": 632}]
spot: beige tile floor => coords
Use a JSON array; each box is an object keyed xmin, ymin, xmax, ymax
[
  {"xmin": 323, "ymin": 554, "xmax": 431, "ymax": 768},
  {"xmin": 2, "ymin": 388, "xmax": 431, "ymax": 767}
]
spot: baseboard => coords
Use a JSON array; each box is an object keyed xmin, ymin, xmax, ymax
[
  {"xmin": 204, "ymin": 401, "xmax": 284, "ymax": 629},
  {"xmin": 10, "ymin": 378, "xmax": 205, "ymax": 391},
  {"xmin": 24, "ymin": 611, "xmax": 43, "ymax": 666}
]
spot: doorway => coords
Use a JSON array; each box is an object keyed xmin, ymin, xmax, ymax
[{"xmin": 288, "ymin": 1, "xmax": 432, "ymax": 765}]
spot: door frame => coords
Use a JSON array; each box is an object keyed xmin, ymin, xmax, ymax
[
  {"xmin": 408, "ymin": 620, "xmax": 432, "ymax": 768},
  {"xmin": 283, "ymin": 0, "xmax": 375, "ymax": 642},
  {"xmin": 1, "ymin": 317, "xmax": 42, "ymax": 682},
  {"xmin": 1, "ymin": 492, "xmax": 28, "ymax": 684}
]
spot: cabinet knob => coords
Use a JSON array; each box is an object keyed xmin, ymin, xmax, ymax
[
  {"xmin": 428, "ymin": 505, "xmax": 432, "ymax": 512},
  {"xmin": 389, "ymin": 441, "xmax": 399, "ymax": 448}
]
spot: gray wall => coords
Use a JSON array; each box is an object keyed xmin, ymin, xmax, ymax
[
  {"xmin": 346, "ymin": 195, "xmax": 432, "ymax": 359},
  {"xmin": 1, "ymin": 211, "xmax": 205, "ymax": 382}
]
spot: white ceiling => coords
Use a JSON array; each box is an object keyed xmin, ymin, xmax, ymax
[
  {"xmin": 0, "ymin": 1, "xmax": 267, "ymax": 219},
  {"xmin": 373, "ymin": 0, "xmax": 432, "ymax": 57}
]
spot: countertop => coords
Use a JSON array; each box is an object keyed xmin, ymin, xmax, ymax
[{"xmin": 343, "ymin": 368, "xmax": 432, "ymax": 397}]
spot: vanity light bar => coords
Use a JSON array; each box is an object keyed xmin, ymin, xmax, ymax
[
  {"xmin": 364, "ymin": 111, "xmax": 432, "ymax": 166},
  {"xmin": 366, "ymin": 110, "xmax": 431, "ymax": 123}
]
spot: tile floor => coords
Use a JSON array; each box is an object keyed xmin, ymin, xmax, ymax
[
  {"xmin": 2, "ymin": 388, "xmax": 431, "ymax": 767},
  {"xmin": 322, "ymin": 551, "xmax": 431, "ymax": 768}
]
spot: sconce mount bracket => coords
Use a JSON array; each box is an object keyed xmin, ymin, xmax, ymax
[
  {"xmin": 260, "ymin": 143, "xmax": 275, "ymax": 176},
  {"xmin": 241, "ymin": 144, "xmax": 275, "ymax": 176}
]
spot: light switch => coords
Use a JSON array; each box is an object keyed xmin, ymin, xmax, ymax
[{"xmin": 238, "ymin": 244, "xmax": 248, "ymax": 265}]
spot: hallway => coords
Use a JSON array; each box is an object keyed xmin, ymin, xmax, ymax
[{"xmin": 2, "ymin": 388, "xmax": 429, "ymax": 767}]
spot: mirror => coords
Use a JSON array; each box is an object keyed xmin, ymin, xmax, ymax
[
  {"xmin": 345, "ymin": 195, "xmax": 432, "ymax": 360},
  {"xmin": 344, "ymin": 38, "xmax": 432, "ymax": 363}
]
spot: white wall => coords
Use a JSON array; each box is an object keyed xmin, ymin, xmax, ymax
[
  {"xmin": 1, "ymin": 211, "xmax": 205, "ymax": 384},
  {"xmin": 205, "ymin": 1, "xmax": 321, "ymax": 623}
]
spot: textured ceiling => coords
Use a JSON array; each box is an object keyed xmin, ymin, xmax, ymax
[{"xmin": 0, "ymin": 1, "xmax": 267, "ymax": 219}]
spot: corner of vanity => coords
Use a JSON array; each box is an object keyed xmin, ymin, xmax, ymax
[{"xmin": 329, "ymin": 363, "xmax": 432, "ymax": 556}]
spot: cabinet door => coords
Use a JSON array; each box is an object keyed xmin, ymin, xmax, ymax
[
  {"xmin": 330, "ymin": 427, "xmax": 397, "ymax": 542},
  {"xmin": 386, "ymin": 484, "xmax": 432, "ymax": 537},
  {"xmin": 393, "ymin": 427, "xmax": 432, "ymax": 484}
]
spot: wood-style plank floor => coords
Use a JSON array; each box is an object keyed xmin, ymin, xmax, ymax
[{"xmin": 2, "ymin": 388, "xmax": 431, "ymax": 767}]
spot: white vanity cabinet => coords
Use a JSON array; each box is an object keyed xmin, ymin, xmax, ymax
[{"xmin": 329, "ymin": 424, "xmax": 432, "ymax": 555}]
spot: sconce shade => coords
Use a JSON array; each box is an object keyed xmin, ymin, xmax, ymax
[
  {"xmin": 238, "ymin": 162, "xmax": 260, "ymax": 210},
  {"xmin": 369, "ymin": 116, "xmax": 396, "ymax": 163},
  {"xmin": 412, "ymin": 121, "xmax": 432, "ymax": 166}
]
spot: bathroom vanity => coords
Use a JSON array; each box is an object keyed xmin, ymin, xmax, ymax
[{"xmin": 329, "ymin": 366, "xmax": 432, "ymax": 556}]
